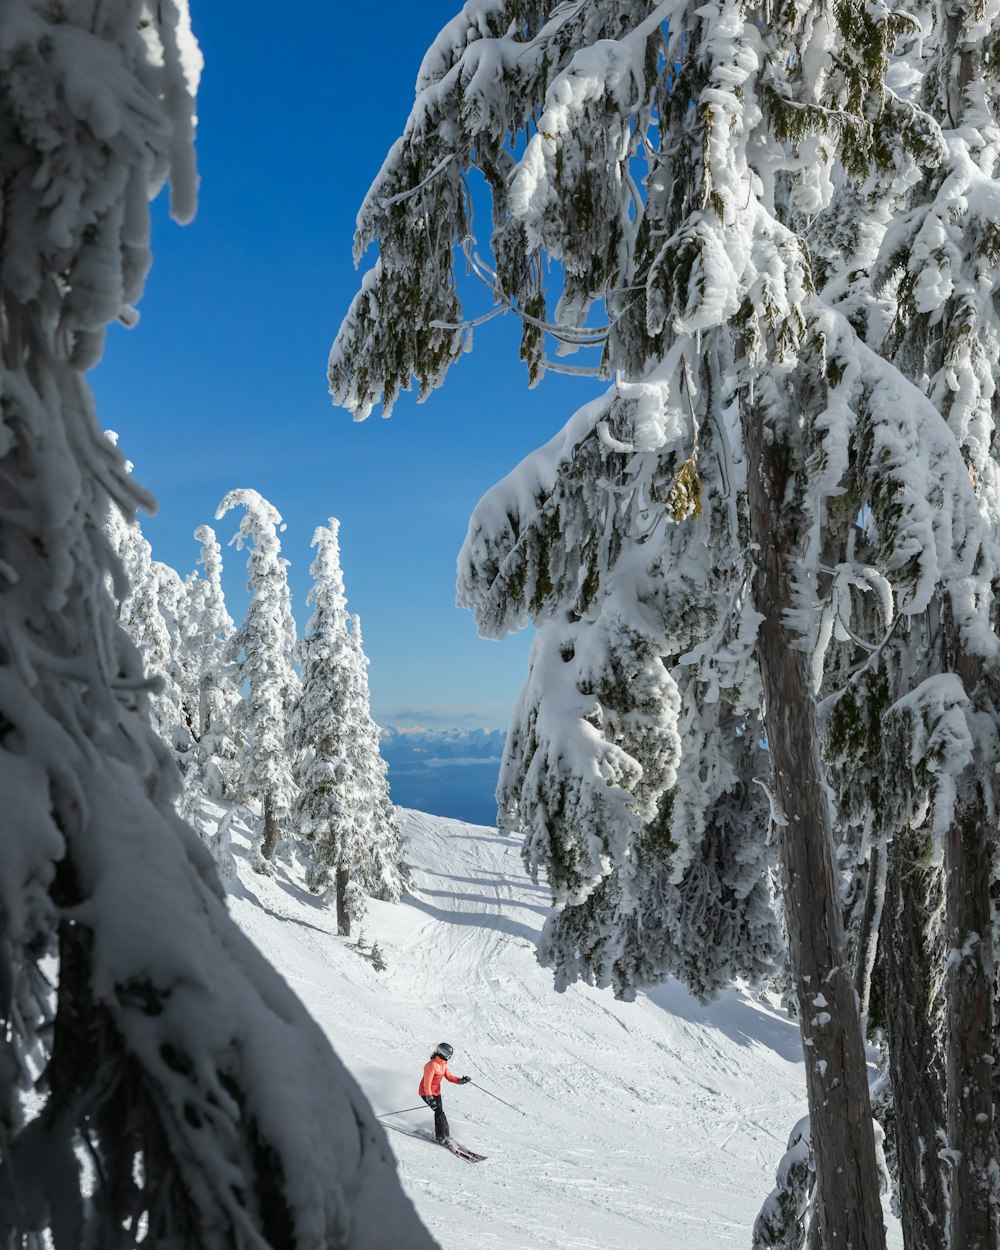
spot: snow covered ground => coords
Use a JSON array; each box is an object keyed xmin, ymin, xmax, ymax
[{"xmin": 221, "ymin": 805, "xmax": 902, "ymax": 1250}]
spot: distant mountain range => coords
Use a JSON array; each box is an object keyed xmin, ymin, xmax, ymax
[{"xmin": 379, "ymin": 726, "xmax": 507, "ymax": 827}]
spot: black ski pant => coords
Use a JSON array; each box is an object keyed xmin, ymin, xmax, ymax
[{"xmin": 421, "ymin": 1094, "xmax": 449, "ymax": 1142}]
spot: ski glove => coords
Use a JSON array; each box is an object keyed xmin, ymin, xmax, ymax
[{"xmin": 459, "ymin": 1076, "xmax": 471, "ymax": 1084}]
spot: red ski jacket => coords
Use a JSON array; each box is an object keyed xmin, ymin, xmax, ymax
[{"xmin": 419, "ymin": 1055, "xmax": 461, "ymax": 1097}]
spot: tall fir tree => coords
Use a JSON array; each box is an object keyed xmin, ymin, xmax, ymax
[
  {"xmin": 331, "ymin": 3, "xmax": 1000, "ymax": 1243},
  {"xmin": 799, "ymin": 7, "xmax": 1000, "ymax": 1244},
  {"xmin": 104, "ymin": 443, "xmax": 193, "ymax": 768},
  {"xmin": 217, "ymin": 488, "xmax": 300, "ymax": 870},
  {"xmin": 182, "ymin": 524, "xmax": 241, "ymax": 798},
  {"xmin": 0, "ymin": 2, "xmax": 435, "ymax": 1246},
  {"xmin": 869, "ymin": 6, "xmax": 1000, "ymax": 1244},
  {"xmin": 345, "ymin": 612, "xmax": 406, "ymax": 906},
  {"xmin": 291, "ymin": 521, "xmax": 404, "ymax": 935},
  {"xmin": 181, "ymin": 525, "xmax": 243, "ymax": 874},
  {"xmin": 152, "ymin": 557, "xmax": 195, "ymax": 762}
]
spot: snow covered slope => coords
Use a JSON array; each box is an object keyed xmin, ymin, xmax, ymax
[{"xmin": 223, "ymin": 806, "xmax": 901, "ymax": 1250}]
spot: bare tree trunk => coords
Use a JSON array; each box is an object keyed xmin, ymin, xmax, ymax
[
  {"xmin": 260, "ymin": 791, "xmax": 279, "ymax": 861},
  {"xmin": 882, "ymin": 827, "xmax": 947, "ymax": 1250},
  {"xmin": 745, "ymin": 413, "xmax": 886, "ymax": 1250},
  {"xmin": 854, "ymin": 840, "xmax": 886, "ymax": 1026},
  {"xmin": 335, "ymin": 866, "xmax": 351, "ymax": 939},
  {"xmin": 944, "ymin": 772, "xmax": 996, "ymax": 1250}
]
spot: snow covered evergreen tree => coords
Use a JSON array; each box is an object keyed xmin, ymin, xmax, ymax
[
  {"xmin": 330, "ymin": 4, "xmax": 1000, "ymax": 1244},
  {"xmin": 752, "ymin": 1118, "xmax": 814, "ymax": 1250},
  {"xmin": 804, "ymin": 8, "xmax": 1000, "ymax": 1244},
  {"xmin": 182, "ymin": 524, "xmax": 241, "ymax": 805},
  {"xmin": 152, "ymin": 556, "xmax": 195, "ymax": 756},
  {"xmin": 291, "ymin": 521, "xmax": 404, "ymax": 935},
  {"xmin": 0, "ymin": 5, "xmax": 436, "ymax": 1245},
  {"xmin": 346, "ymin": 613, "xmax": 407, "ymax": 904},
  {"xmin": 869, "ymin": 12, "xmax": 1000, "ymax": 1246},
  {"xmin": 217, "ymin": 488, "xmax": 300, "ymax": 869},
  {"xmin": 180, "ymin": 525, "xmax": 243, "ymax": 876},
  {"xmin": 104, "ymin": 447, "xmax": 193, "ymax": 767}
]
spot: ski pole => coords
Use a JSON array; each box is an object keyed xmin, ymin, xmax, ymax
[
  {"xmin": 377, "ymin": 1105, "xmax": 427, "ymax": 1118},
  {"xmin": 469, "ymin": 1082, "xmax": 526, "ymax": 1116}
]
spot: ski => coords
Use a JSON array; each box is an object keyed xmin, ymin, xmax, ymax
[
  {"xmin": 383, "ymin": 1123, "xmax": 487, "ymax": 1161},
  {"xmin": 442, "ymin": 1140, "xmax": 487, "ymax": 1163}
]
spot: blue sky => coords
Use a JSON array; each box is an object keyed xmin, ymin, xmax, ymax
[{"xmin": 91, "ymin": 1, "xmax": 599, "ymax": 731}]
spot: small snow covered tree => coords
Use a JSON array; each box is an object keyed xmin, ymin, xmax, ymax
[
  {"xmin": 182, "ymin": 524, "xmax": 241, "ymax": 804},
  {"xmin": 752, "ymin": 1118, "xmax": 814, "ymax": 1250},
  {"xmin": 331, "ymin": 4, "xmax": 1000, "ymax": 1245},
  {"xmin": 152, "ymin": 557, "xmax": 196, "ymax": 759},
  {"xmin": 0, "ymin": 3, "xmax": 436, "ymax": 1248},
  {"xmin": 291, "ymin": 521, "xmax": 404, "ymax": 935},
  {"xmin": 181, "ymin": 525, "xmax": 242, "ymax": 876},
  {"xmin": 217, "ymin": 489, "xmax": 300, "ymax": 868},
  {"xmin": 346, "ymin": 613, "xmax": 406, "ymax": 903},
  {"xmin": 104, "ymin": 452, "xmax": 193, "ymax": 767}
]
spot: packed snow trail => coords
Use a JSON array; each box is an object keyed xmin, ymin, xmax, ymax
[{"xmin": 223, "ymin": 806, "xmax": 901, "ymax": 1250}]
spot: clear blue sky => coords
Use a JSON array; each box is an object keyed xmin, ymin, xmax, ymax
[{"xmin": 91, "ymin": 1, "xmax": 598, "ymax": 731}]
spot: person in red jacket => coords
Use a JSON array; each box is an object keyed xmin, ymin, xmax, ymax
[{"xmin": 419, "ymin": 1041, "xmax": 470, "ymax": 1143}]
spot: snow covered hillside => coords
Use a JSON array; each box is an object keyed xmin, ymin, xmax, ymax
[{"xmin": 221, "ymin": 805, "xmax": 901, "ymax": 1250}]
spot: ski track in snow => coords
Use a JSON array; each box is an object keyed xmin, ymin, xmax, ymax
[{"xmin": 223, "ymin": 806, "xmax": 902, "ymax": 1250}]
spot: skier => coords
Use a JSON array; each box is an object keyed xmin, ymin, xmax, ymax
[{"xmin": 419, "ymin": 1042, "xmax": 470, "ymax": 1144}]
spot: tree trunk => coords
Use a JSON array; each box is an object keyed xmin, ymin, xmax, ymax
[
  {"xmin": 944, "ymin": 772, "xmax": 996, "ymax": 1250},
  {"xmin": 335, "ymin": 866, "xmax": 351, "ymax": 939},
  {"xmin": 744, "ymin": 411, "xmax": 887, "ymax": 1250},
  {"xmin": 261, "ymin": 791, "xmax": 279, "ymax": 861},
  {"xmin": 882, "ymin": 827, "xmax": 947, "ymax": 1250},
  {"xmin": 929, "ymin": 21, "xmax": 1000, "ymax": 1238},
  {"xmin": 931, "ymin": 618, "xmax": 998, "ymax": 1250},
  {"xmin": 854, "ymin": 839, "xmax": 886, "ymax": 1027}
]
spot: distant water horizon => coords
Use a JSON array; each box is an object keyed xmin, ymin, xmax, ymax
[{"xmin": 380, "ymin": 725, "xmax": 505, "ymax": 828}]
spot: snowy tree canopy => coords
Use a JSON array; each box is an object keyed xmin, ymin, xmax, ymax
[
  {"xmin": 0, "ymin": 4, "xmax": 436, "ymax": 1246},
  {"xmin": 332, "ymin": 1, "xmax": 1000, "ymax": 1244},
  {"xmin": 334, "ymin": 0, "xmax": 996, "ymax": 998},
  {"xmin": 845, "ymin": 10, "xmax": 1000, "ymax": 1244}
]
